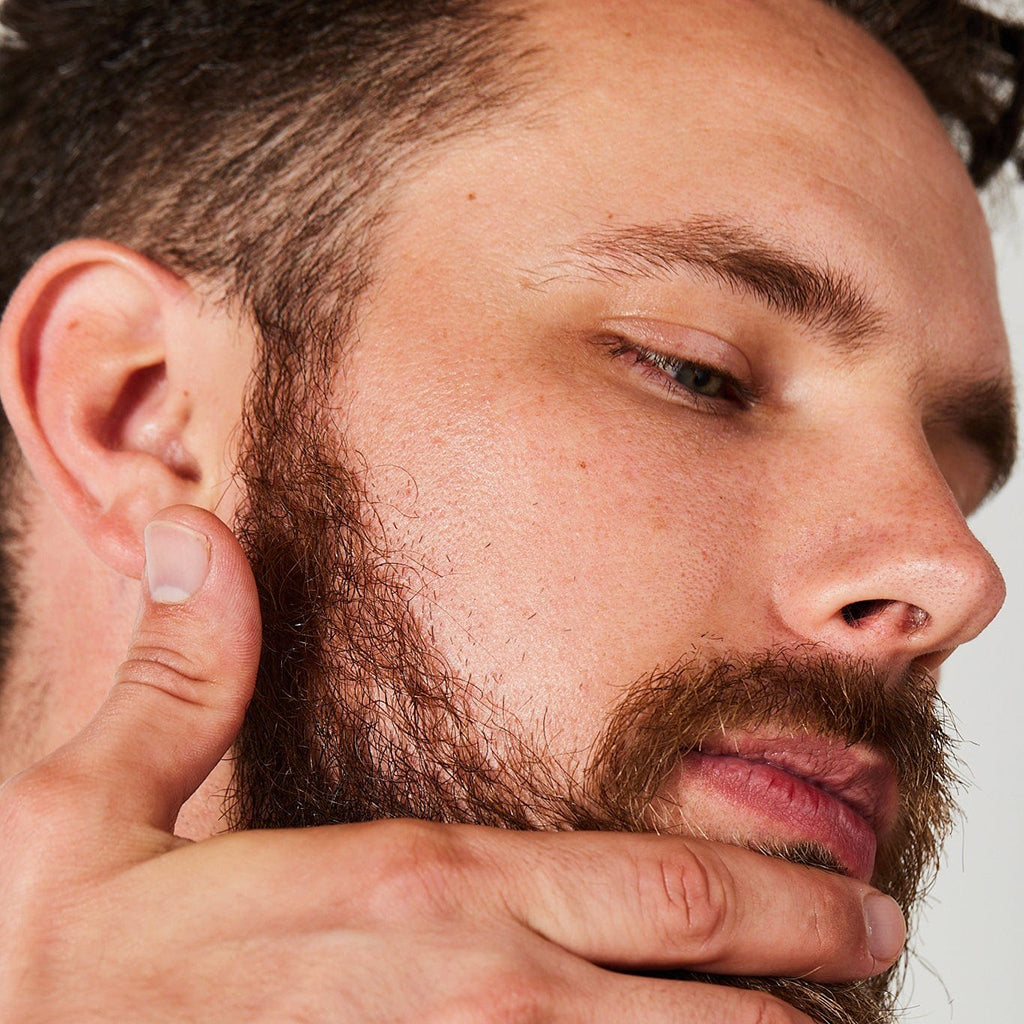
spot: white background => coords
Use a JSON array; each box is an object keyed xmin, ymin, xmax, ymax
[{"xmin": 907, "ymin": 182, "xmax": 1023, "ymax": 1021}]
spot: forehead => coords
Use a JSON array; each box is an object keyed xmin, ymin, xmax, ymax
[{"xmin": 377, "ymin": 0, "xmax": 1008, "ymax": 377}]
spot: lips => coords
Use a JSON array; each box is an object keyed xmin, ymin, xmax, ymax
[{"xmin": 662, "ymin": 733, "xmax": 899, "ymax": 881}]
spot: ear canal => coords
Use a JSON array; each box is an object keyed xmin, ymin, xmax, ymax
[{"xmin": 108, "ymin": 363, "xmax": 202, "ymax": 484}]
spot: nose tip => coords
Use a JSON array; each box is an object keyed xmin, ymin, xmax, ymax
[
  {"xmin": 940, "ymin": 546, "xmax": 1008, "ymax": 643},
  {"xmin": 775, "ymin": 523, "xmax": 1007, "ymax": 667}
]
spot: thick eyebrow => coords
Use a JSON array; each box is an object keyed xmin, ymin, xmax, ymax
[
  {"xmin": 533, "ymin": 216, "xmax": 886, "ymax": 348},
  {"xmin": 928, "ymin": 376, "xmax": 1018, "ymax": 502}
]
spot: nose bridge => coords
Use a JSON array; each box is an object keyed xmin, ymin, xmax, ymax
[{"xmin": 771, "ymin": 422, "xmax": 1006, "ymax": 660}]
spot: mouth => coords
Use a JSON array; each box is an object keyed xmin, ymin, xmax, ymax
[{"xmin": 658, "ymin": 733, "xmax": 898, "ymax": 881}]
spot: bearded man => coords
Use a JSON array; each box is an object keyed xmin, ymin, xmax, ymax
[{"xmin": 0, "ymin": 1, "xmax": 1020, "ymax": 1022}]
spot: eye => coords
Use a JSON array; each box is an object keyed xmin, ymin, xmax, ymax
[
  {"xmin": 640, "ymin": 349, "xmax": 729, "ymax": 398},
  {"xmin": 602, "ymin": 337, "xmax": 756, "ymax": 412}
]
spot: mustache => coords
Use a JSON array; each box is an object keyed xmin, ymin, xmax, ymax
[{"xmin": 578, "ymin": 648, "xmax": 958, "ymax": 897}]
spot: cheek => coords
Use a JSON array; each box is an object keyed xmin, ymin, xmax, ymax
[{"xmin": 339, "ymin": 337, "xmax": 774, "ymax": 746}]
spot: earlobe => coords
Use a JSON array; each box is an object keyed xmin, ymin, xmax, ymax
[{"xmin": 0, "ymin": 240, "xmax": 214, "ymax": 578}]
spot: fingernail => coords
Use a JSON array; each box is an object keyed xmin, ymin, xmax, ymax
[
  {"xmin": 863, "ymin": 892, "xmax": 906, "ymax": 963},
  {"xmin": 144, "ymin": 521, "xmax": 211, "ymax": 604}
]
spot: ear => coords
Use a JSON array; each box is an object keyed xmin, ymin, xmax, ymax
[{"xmin": 0, "ymin": 240, "xmax": 253, "ymax": 578}]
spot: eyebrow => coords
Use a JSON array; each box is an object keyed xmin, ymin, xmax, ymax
[
  {"xmin": 533, "ymin": 216, "xmax": 887, "ymax": 348},
  {"xmin": 531, "ymin": 215, "xmax": 1018, "ymax": 498}
]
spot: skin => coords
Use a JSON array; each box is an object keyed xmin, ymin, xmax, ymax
[{"xmin": 0, "ymin": 0, "xmax": 1013, "ymax": 1018}]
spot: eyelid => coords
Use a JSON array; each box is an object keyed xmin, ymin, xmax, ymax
[{"xmin": 600, "ymin": 317, "xmax": 753, "ymax": 383}]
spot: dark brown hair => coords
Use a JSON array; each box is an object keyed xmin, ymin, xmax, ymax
[
  {"xmin": 0, "ymin": 0, "xmax": 542, "ymax": 669},
  {"xmin": 832, "ymin": 0, "xmax": 1024, "ymax": 185},
  {"xmin": 0, "ymin": 0, "xmax": 1020, "ymax": 344}
]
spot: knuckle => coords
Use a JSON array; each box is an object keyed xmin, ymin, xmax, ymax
[
  {"xmin": 115, "ymin": 647, "xmax": 211, "ymax": 707},
  {"xmin": 642, "ymin": 844, "xmax": 731, "ymax": 955},
  {"xmin": 0, "ymin": 764, "xmax": 92, "ymax": 924},
  {"xmin": 472, "ymin": 967, "xmax": 548, "ymax": 1024},
  {"xmin": 0, "ymin": 771, "xmax": 52, "ymax": 836},
  {"xmin": 804, "ymin": 882, "xmax": 872, "ymax": 973},
  {"xmin": 0, "ymin": 760, "xmax": 85, "ymax": 839},
  {"xmin": 359, "ymin": 819, "xmax": 470, "ymax": 922},
  {"xmin": 807, "ymin": 886, "xmax": 846, "ymax": 953}
]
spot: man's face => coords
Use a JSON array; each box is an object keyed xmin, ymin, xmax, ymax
[
  {"xmin": 256, "ymin": 0, "xmax": 1009, "ymax": 817},
  {"xmin": 227, "ymin": 0, "xmax": 1010, "ymax": 1018}
]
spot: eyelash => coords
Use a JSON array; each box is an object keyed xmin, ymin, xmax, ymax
[{"xmin": 600, "ymin": 337, "xmax": 758, "ymax": 412}]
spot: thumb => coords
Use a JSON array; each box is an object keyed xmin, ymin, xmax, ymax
[{"xmin": 65, "ymin": 505, "xmax": 262, "ymax": 834}]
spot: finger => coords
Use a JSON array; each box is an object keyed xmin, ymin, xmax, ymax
[
  {"xmin": 589, "ymin": 969, "xmax": 818, "ymax": 1024},
  {"xmin": 55, "ymin": 505, "xmax": 261, "ymax": 833},
  {"xmin": 190, "ymin": 821, "xmax": 905, "ymax": 984},
  {"xmin": 483, "ymin": 830, "xmax": 905, "ymax": 982}
]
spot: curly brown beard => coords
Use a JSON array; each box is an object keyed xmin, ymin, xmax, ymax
[{"xmin": 227, "ymin": 348, "xmax": 957, "ymax": 1024}]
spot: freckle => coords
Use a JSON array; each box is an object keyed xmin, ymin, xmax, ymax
[
  {"xmin": 466, "ymin": 192, "xmax": 477, "ymax": 201},
  {"xmin": 578, "ymin": 460, "xmax": 587, "ymax": 469}
]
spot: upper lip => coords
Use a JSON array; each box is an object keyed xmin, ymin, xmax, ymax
[{"xmin": 694, "ymin": 732, "xmax": 899, "ymax": 838}]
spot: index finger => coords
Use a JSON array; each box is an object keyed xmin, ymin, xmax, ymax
[
  {"xmin": 485, "ymin": 829, "xmax": 905, "ymax": 982},
  {"xmin": 215, "ymin": 821, "xmax": 905, "ymax": 983}
]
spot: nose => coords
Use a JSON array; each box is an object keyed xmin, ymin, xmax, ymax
[{"xmin": 770, "ymin": 435, "xmax": 1007, "ymax": 671}]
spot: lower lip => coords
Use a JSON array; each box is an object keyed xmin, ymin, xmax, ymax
[{"xmin": 684, "ymin": 752, "xmax": 877, "ymax": 880}]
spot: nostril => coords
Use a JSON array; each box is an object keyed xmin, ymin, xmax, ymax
[
  {"xmin": 841, "ymin": 599, "xmax": 931, "ymax": 634},
  {"xmin": 841, "ymin": 599, "xmax": 890, "ymax": 627}
]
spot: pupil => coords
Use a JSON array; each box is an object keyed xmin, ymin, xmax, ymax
[{"xmin": 681, "ymin": 365, "xmax": 721, "ymax": 396}]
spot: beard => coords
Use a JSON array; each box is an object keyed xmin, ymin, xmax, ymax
[{"xmin": 226, "ymin": 344, "xmax": 957, "ymax": 1024}]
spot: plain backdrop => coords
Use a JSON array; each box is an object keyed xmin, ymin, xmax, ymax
[{"xmin": 906, "ymin": 181, "xmax": 1023, "ymax": 1021}]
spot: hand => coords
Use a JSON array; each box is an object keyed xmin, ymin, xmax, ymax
[{"xmin": 0, "ymin": 506, "xmax": 905, "ymax": 1023}]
